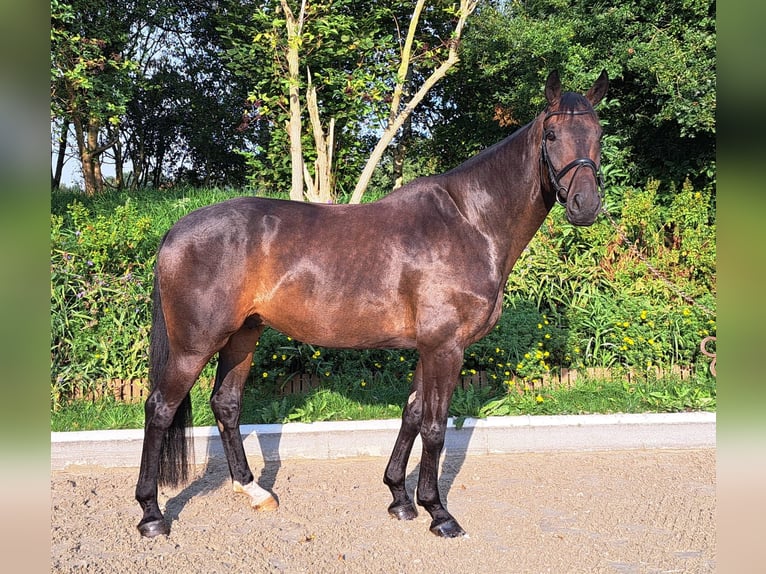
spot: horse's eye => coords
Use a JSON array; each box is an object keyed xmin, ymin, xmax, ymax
[{"xmin": 545, "ymin": 130, "xmax": 556, "ymax": 142}]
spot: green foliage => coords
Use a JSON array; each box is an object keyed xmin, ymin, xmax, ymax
[
  {"xmin": 50, "ymin": 184, "xmax": 715, "ymax": 429},
  {"xmin": 50, "ymin": 199, "xmax": 154, "ymax": 400},
  {"xmin": 449, "ymin": 384, "xmax": 498, "ymax": 428},
  {"xmin": 453, "ymin": 368, "xmax": 716, "ymax": 421},
  {"xmin": 50, "ymin": 0, "xmax": 139, "ymax": 124},
  {"xmin": 436, "ymin": 0, "xmax": 715, "ymax": 190},
  {"xmin": 216, "ymin": 0, "xmax": 467, "ymax": 198},
  {"xmin": 463, "ymin": 301, "xmax": 567, "ymax": 387},
  {"xmin": 501, "ymin": 175, "xmax": 716, "ymax": 372},
  {"xmin": 50, "ymin": 0, "xmax": 715, "ymax": 202},
  {"xmin": 50, "ymin": 187, "xmax": 244, "ymax": 407}
]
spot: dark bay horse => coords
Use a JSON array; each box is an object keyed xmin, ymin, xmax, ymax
[{"xmin": 136, "ymin": 70, "xmax": 609, "ymax": 538}]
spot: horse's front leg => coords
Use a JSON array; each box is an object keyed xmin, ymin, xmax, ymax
[
  {"xmin": 416, "ymin": 346, "xmax": 466, "ymax": 538},
  {"xmin": 384, "ymin": 360, "xmax": 424, "ymax": 520}
]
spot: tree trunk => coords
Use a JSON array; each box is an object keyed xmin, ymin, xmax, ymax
[
  {"xmin": 304, "ymin": 78, "xmax": 336, "ymax": 203},
  {"xmin": 111, "ymin": 127, "xmax": 124, "ymax": 190},
  {"xmin": 392, "ymin": 111, "xmax": 412, "ymax": 190},
  {"xmin": 130, "ymin": 135, "xmax": 145, "ymax": 190},
  {"xmin": 72, "ymin": 115, "xmax": 105, "ymax": 196},
  {"xmin": 52, "ymin": 120, "xmax": 69, "ymax": 190},
  {"xmin": 81, "ymin": 121, "xmax": 102, "ymax": 195},
  {"xmin": 282, "ymin": 0, "xmax": 306, "ymax": 201},
  {"xmin": 90, "ymin": 123, "xmax": 104, "ymax": 193}
]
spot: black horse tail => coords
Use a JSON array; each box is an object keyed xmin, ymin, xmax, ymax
[{"xmin": 149, "ymin": 242, "xmax": 193, "ymax": 487}]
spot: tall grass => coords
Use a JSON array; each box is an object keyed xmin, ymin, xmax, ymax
[{"xmin": 50, "ymin": 368, "xmax": 715, "ymax": 432}]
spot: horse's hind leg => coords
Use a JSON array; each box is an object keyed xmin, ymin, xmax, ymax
[
  {"xmin": 136, "ymin": 352, "xmax": 209, "ymax": 537},
  {"xmin": 384, "ymin": 359, "xmax": 424, "ymax": 520},
  {"xmin": 210, "ymin": 319, "xmax": 278, "ymax": 512}
]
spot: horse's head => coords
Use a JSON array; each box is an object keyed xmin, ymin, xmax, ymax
[{"xmin": 540, "ymin": 70, "xmax": 609, "ymax": 226}]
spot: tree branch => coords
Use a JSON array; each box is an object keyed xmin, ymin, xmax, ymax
[
  {"xmin": 389, "ymin": 0, "xmax": 426, "ymax": 124},
  {"xmin": 349, "ymin": 0, "xmax": 478, "ymax": 204}
]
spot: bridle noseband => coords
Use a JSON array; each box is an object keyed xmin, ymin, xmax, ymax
[{"xmin": 541, "ymin": 110, "xmax": 605, "ymax": 206}]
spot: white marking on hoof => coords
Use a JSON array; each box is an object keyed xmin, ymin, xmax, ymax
[{"xmin": 233, "ymin": 480, "xmax": 279, "ymax": 511}]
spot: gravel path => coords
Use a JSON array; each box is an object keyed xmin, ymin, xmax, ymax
[{"xmin": 51, "ymin": 448, "xmax": 715, "ymax": 573}]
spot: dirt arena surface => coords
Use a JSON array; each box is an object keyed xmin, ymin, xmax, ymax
[{"xmin": 51, "ymin": 448, "xmax": 715, "ymax": 573}]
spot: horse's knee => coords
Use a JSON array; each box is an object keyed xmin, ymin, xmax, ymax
[
  {"xmin": 402, "ymin": 392, "xmax": 423, "ymax": 426},
  {"xmin": 420, "ymin": 420, "xmax": 447, "ymax": 452}
]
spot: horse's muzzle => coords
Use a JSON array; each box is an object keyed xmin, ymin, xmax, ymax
[{"xmin": 565, "ymin": 186, "xmax": 602, "ymax": 226}]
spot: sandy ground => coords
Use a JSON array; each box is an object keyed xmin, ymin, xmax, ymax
[{"xmin": 51, "ymin": 448, "xmax": 715, "ymax": 573}]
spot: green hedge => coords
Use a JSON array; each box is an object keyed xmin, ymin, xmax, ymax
[{"xmin": 50, "ymin": 182, "xmax": 715, "ymax": 408}]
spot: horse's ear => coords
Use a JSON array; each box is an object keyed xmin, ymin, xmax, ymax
[
  {"xmin": 545, "ymin": 70, "xmax": 561, "ymax": 105},
  {"xmin": 586, "ymin": 69, "xmax": 609, "ymax": 106}
]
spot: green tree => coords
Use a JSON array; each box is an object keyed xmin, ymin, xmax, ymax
[
  {"xmin": 434, "ymin": 0, "xmax": 715, "ymax": 192},
  {"xmin": 120, "ymin": 16, "xmax": 254, "ymax": 189},
  {"xmin": 51, "ymin": 0, "xmax": 256, "ymax": 192},
  {"xmin": 218, "ymin": 0, "xmax": 477, "ymax": 202},
  {"xmin": 51, "ymin": 0, "xmax": 138, "ymax": 194}
]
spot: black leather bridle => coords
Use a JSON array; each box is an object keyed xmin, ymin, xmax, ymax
[{"xmin": 541, "ymin": 110, "xmax": 605, "ymax": 206}]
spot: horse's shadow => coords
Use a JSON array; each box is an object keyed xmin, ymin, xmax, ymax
[
  {"xmin": 403, "ymin": 423, "xmax": 477, "ymax": 508},
  {"xmin": 162, "ymin": 420, "xmax": 474, "ymax": 526},
  {"xmin": 162, "ymin": 430, "xmax": 282, "ymax": 527}
]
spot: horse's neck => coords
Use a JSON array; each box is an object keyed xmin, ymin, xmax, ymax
[{"xmin": 442, "ymin": 117, "xmax": 552, "ymax": 278}]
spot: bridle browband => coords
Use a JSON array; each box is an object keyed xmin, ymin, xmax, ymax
[{"xmin": 541, "ymin": 109, "xmax": 605, "ymax": 206}]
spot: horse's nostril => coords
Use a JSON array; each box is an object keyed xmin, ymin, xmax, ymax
[{"xmin": 572, "ymin": 193, "xmax": 582, "ymax": 211}]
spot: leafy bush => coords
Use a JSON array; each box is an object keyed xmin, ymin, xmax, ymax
[
  {"xmin": 50, "ymin": 187, "xmax": 243, "ymax": 407},
  {"xmin": 50, "ymin": 181, "xmax": 716, "ymax": 417},
  {"xmin": 504, "ymin": 176, "xmax": 716, "ymax": 374},
  {"xmin": 50, "ymin": 200, "xmax": 155, "ymax": 403}
]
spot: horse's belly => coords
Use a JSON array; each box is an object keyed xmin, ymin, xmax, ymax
[
  {"xmin": 262, "ymin": 309, "xmax": 416, "ymax": 349},
  {"xmin": 254, "ymin": 287, "xmax": 416, "ymax": 350}
]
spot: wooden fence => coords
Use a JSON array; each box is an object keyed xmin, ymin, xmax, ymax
[{"xmin": 70, "ymin": 364, "xmax": 697, "ymax": 404}]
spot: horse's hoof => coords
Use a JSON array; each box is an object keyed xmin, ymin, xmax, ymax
[
  {"xmin": 388, "ymin": 502, "xmax": 418, "ymax": 521},
  {"xmin": 137, "ymin": 518, "xmax": 170, "ymax": 538},
  {"xmin": 430, "ymin": 518, "xmax": 467, "ymax": 538},
  {"xmin": 233, "ymin": 481, "xmax": 279, "ymax": 512},
  {"xmin": 253, "ymin": 494, "xmax": 279, "ymax": 512}
]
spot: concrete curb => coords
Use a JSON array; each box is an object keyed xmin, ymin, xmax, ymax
[{"xmin": 51, "ymin": 412, "xmax": 716, "ymax": 470}]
